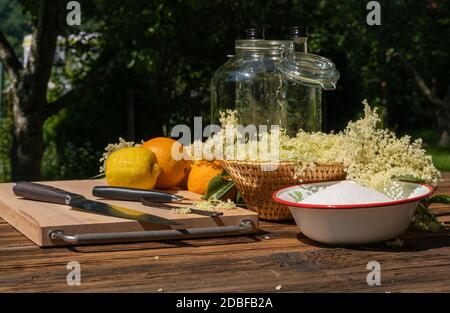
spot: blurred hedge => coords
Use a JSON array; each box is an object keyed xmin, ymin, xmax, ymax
[{"xmin": 0, "ymin": 0, "xmax": 449, "ymax": 180}]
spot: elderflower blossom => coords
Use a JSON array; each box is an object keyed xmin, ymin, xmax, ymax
[
  {"xmin": 195, "ymin": 199, "xmax": 236, "ymax": 211},
  {"xmin": 187, "ymin": 109, "xmax": 280, "ymax": 161},
  {"xmin": 170, "ymin": 199, "xmax": 236, "ymax": 215},
  {"xmin": 172, "ymin": 207, "xmax": 192, "ymax": 214},
  {"xmin": 211, "ymin": 100, "xmax": 440, "ymax": 192},
  {"xmin": 219, "ymin": 109, "xmax": 239, "ymax": 128},
  {"xmin": 329, "ymin": 100, "xmax": 440, "ymax": 191}
]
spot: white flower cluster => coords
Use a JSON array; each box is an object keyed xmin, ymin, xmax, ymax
[
  {"xmin": 331, "ymin": 100, "xmax": 440, "ymax": 191},
  {"xmin": 187, "ymin": 110, "xmax": 281, "ymax": 162},
  {"xmin": 172, "ymin": 199, "xmax": 236, "ymax": 214},
  {"xmin": 195, "ymin": 199, "xmax": 236, "ymax": 211},
  {"xmin": 172, "ymin": 207, "xmax": 192, "ymax": 214},
  {"xmin": 203, "ymin": 100, "xmax": 440, "ymax": 192}
]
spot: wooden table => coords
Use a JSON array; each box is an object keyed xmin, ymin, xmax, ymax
[{"xmin": 1, "ymin": 173, "xmax": 449, "ymax": 293}]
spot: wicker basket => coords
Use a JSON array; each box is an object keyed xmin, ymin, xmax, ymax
[{"xmin": 222, "ymin": 160, "xmax": 346, "ymax": 221}]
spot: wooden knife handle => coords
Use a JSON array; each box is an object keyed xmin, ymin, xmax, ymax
[{"xmin": 12, "ymin": 181, "xmax": 85, "ymax": 205}]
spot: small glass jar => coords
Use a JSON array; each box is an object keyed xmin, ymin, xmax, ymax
[{"xmin": 279, "ymin": 52, "xmax": 340, "ymax": 135}]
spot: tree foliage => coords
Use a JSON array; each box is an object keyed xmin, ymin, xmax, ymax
[{"xmin": 0, "ymin": 0, "xmax": 449, "ymax": 181}]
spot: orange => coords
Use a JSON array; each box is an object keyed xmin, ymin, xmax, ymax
[
  {"xmin": 187, "ymin": 160, "xmax": 224, "ymax": 195},
  {"xmin": 177, "ymin": 162, "xmax": 192, "ymax": 189},
  {"xmin": 142, "ymin": 137, "xmax": 190, "ymax": 189}
]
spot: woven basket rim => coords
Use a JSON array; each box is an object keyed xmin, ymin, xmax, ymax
[
  {"xmin": 222, "ymin": 160, "xmax": 344, "ymax": 167},
  {"xmin": 221, "ymin": 159, "xmax": 347, "ymax": 221}
]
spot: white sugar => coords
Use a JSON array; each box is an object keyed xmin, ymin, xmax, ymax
[{"xmin": 302, "ymin": 181, "xmax": 392, "ymax": 205}]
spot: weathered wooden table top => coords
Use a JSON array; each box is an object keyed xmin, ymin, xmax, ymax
[{"xmin": 1, "ymin": 173, "xmax": 449, "ymax": 292}]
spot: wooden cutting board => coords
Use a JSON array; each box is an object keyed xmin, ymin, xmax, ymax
[{"xmin": 0, "ymin": 179, "xmax": 258, "ymax": 247}]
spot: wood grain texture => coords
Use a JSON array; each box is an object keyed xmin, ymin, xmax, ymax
[
  {"xmin": 0, "ymin": 173, "xmax": 449, "ymax": 292},
  {"xmin": 0, "ymin": 180, "xmax": 258, "ymax": 246}
]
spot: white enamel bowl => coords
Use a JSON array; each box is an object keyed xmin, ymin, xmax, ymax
[{"xmin": 273, "ymin": 181, "xmax": 433, "ymax": 245}]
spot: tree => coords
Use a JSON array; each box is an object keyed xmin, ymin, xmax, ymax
[
  {"xmin": 395, "ymin": 52, "xmax": 450, "ymax": 146},
  {"xmin": 0, "ymin": 0, "xmax": 61, "ymax": 180},
  {"xmin": 0, "ymin": 0, "xmax": 114, "ymax": 180},
  {"xmin": 1, "ymin": 0, "xmax": 448, "ymax": 181}
]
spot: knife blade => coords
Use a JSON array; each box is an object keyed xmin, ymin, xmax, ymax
[
  {"xmin": 92, "ymin": 186, "xmax": 183, "ymax": 203},
  {"xmin": 92, "ymin": 185, "xmax": 223, "ymax": 217},
  {"xmin": 12, "ymin": 182, "xmax": 181, "ymax": 226},
  {"xmin": 140, "ymin": 197, "xmax": 224, "ymax": 217}
]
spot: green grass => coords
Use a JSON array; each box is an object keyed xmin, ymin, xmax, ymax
[{"xmin": 427, "ymin": 146, "xmax": 450, "ymax": 172}]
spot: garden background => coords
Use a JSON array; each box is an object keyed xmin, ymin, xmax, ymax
[{"xmin": 0, "ymin": 0, "xmax": 449, "ymax": 182}]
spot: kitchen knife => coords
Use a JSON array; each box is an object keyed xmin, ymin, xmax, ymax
[
  {"xmin": 93, "ymin": 186, "xmax": 223, "ymax": 217},
  {"xmin": 92, "ymin": 186, "xmax": 183, "ymax": 203},
  {"xmin": 140, "ymin": 197, "xmax": 223, "ymax": 217},
  {"xmin": 12, "ymin": 182, "xmax": 181, "ymax": 226}
]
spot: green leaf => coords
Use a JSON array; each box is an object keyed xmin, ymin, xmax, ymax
[
  {"xmin": 426, "ymin": 194, "xmax": 450, "ymax": 205},
  {"xmin": 235, "ymin": 190, "xmax": 245, "ymax": 205},
  {"xmin": 288, "ymin": 191, "xmax": 303, "ymax": 202},
  {"xmin": 393, "ymin": 174, "xmax": 425, "ymax": 183},
  {"xmin": 386, "ymin": 237, "xmax": 404, "ymax": 248},
  {"xmin": 203, "ymin": 174, "xmax": 235, "ymax": 200},
  {"xmin": 413, "ymin": 202, "xmax": 443, "ymax": 232}
]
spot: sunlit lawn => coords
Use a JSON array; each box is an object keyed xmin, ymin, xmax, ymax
[{"xmin": 427, "ymin": 146, "xmax": 450, "ymax": 172}]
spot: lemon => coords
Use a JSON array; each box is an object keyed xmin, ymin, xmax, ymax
[{"xmin": 105, "ymin": 147, "xmax": 161, "ymax": 189}]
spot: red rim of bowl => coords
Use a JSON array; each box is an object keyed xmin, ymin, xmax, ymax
[{"xmin": 272, "ymin": 181, "xmax": 434, "ymax": 209}]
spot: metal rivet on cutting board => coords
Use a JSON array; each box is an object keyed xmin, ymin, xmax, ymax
[{"xmin": 48, "ymin": 230, "xmax": 63, "ymax": 240}]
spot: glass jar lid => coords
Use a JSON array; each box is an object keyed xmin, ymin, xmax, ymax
[
  {"xmin": 279, "ymin": 52, "xmax": 340, "ymax": 90},
  {"xmin": 235, "ymin": 40, "xmax": 293, "ymax": 56}
]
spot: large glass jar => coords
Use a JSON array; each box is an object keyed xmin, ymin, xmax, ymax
[
  {"xmin": 210, "ymin": 39, "xmax": 293, "ymax": 128},
  {"xmin": 210, "ymin": 39, "xmax": 339, "ymax": 135}
]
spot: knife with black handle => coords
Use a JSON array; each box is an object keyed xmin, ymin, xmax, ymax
[
  {"xmin": 13, "ymin": 182, "xmax": 181, "ymax": 226},
  {"xmin": 13, "ymin": 181, "xmax": 86, "ymax": 205},
  {"xmin": 93, "ymin": 186, "xmax": 223, "ymax": 217},
  {"xmin": 92, "ymin": 186, "xmax": 183, "ymax": 203}
]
